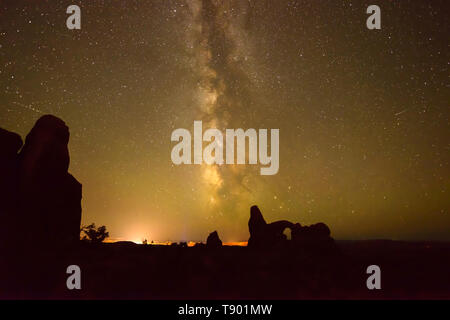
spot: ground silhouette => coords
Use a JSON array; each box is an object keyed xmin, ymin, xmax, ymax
[{"xmin": 0, "ymin": 115, "xmax": 449, "ymax": 299}]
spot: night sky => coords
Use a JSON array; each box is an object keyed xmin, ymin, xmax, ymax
[{"xmin": 1, "ymin": 0, "xmax": 449, "ymax": 242}]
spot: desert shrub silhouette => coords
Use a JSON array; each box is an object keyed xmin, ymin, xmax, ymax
[{"xmin": 80, "ymin": 223, "xmax": 109, "ymax": 243}]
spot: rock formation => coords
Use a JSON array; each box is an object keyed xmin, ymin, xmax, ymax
[
  {"xmin": 0, "ymin": 115, "xmax": 82, "ymax": 249},
  {"xmin": 0, "ymin": 129, "xmax": 22, "ymax": 202},
  {"xmin": 206, "ymin": 231, "xmax": 222, "ymax": 248},
  {"xmin": 0, "ymin": 128, "xmax": 23, "ymax": 246},
  {"xmin": 0, "ymin": 128, "xmax": 22, "ymax": 160},
  {"xmin": 247, "ymin": 205, "xmax": 335, "ymax": 252},
  {"xmin": 248, "ymin": 205, "xmax": 293, "ymax": 248}
]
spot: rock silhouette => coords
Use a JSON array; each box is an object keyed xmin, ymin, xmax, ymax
[
  {"xmin": 206, "ymin": 230, "xmax": 223, "ymax": 248},
  {"xmin": 0, "ymin": 129, "xmax": 22, "ymax": 204},
  {"xmin": 0, "ymin": 128, "xmax": 23, "ymax": 248},
  {"xmin": 0, "ymin": 115, "xmax": 82, "ymax": 249},
  {"xmin": 291, "ymin": 222, "xmax": 336, "ymax": 253},
  {"xmin": 0, "ymin": 127, "xmax": 22, "ymax": 158},
  {"xmin": 247, "ymin": 205, "xmax": 336, "ymax": 252},
  {"xmin": 248, "ymin": 205, "xmax": 293, "ymax": 248}
]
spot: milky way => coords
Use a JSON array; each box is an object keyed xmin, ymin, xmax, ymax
[{"xmin": 183, "ymin": 0, "xmax": 260, "ymax": 217}]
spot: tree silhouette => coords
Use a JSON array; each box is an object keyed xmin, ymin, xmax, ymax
[{"xmin": 80, "ymin": 223, "xmax": 109, "ymax": 243}]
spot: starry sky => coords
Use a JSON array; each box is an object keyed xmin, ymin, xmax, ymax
[{"xmin": 1, "ymin": 0, "xmax": 449, "ymax": 242}]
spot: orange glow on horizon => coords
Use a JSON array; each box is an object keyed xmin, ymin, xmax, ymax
[
  {"xmin": 102, "ymin": 238, "xmax": 248, "ymax": 246},
  {"xmin": 223, "ymin": 242, "xmax": 247, "ymax": 246}
]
